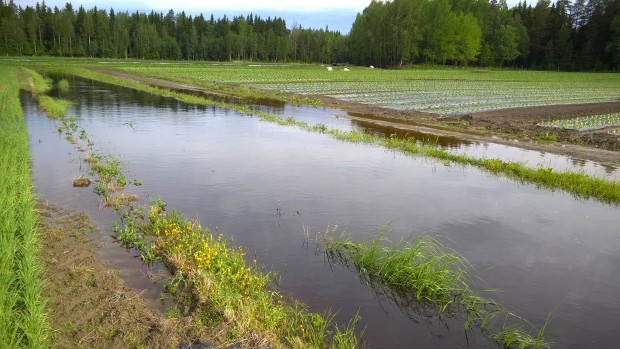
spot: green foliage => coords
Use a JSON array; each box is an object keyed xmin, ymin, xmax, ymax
[
  {"xmin": 538, "ymin": 113, "xmax": 620, "ymax": 131},
  {"xmin": 533, "ymin": 132, "xmax": 558, "ymax": 142},
  {"xmin": 20, "ymin": 68, "xmax": 72, "ymax": 118},
  {"xmin": 0, "ymin": 66, "xmax": 50, "ymax": 348},
  {"xmin": 113, "ymin": 202, "xmax": 362, "ymax": 347},
  {"xmin": 324, "ymin": 233, "xmax": 551, "ymax": 349},
  {"xmin": 1, "ymin": 0, "xmax": 619, "ymax": 69},
  {"xmin": 57, "ymin": 79, "xmax": 70, "ymax": 92}
]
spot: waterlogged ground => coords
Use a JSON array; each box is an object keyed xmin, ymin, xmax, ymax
[{"xmin": 26, "ymin": 77, "xmax": 620, "ymax": 348}]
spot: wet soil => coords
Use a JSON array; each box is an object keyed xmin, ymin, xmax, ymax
[
  {"xmin": 90, "ymin": 67, "xmax": 620, "ymax": 169},
  {"xmin": 37, "ymin": 201, "xmax": 211, "ymax": 348}
]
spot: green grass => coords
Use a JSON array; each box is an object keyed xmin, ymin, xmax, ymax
[
  {"xmin": 114, "ymin": 200, "xmax": 361, "ymax": 347},
  {"xmin": 0, "ymin": 66, "xmax": 49, "ymax": 347},
  {"xmin": 538, "ymin": 112, "xmax": 620, "ymax": 131},
  {"xmin": 324, "ymin": 233, "xmax": 550, "ymax": 349},
  {"xmin": 533, "ymin": 132, "xmax": 559, "ymax": 142},
  {"xmin": 20, "ymin": 68, "xmax": 72, "ymax": 118},
  {"xmin": 57, "ymin": 79, "xmax": 70, "ymax": 93}
]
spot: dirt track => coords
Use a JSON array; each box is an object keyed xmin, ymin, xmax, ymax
[{"xmin": 91, "ymin": 67, "xmax": 620, "ymax": 169}]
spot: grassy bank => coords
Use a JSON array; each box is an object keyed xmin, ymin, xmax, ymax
[
  {"xmin": 0, "ymin": 66, "xmax": 49, "ymax": 347},
  {"xmin": 114, "ymin": 202, "xmax": 360, "ymax": 347},
  {"xmin": 324, "ymin": 233, "xmax": 550, "ymax": 349}
]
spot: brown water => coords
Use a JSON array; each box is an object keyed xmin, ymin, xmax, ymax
[{"xmin": 25, "ymin": 77, "xmax": 620, "ymax": 348}]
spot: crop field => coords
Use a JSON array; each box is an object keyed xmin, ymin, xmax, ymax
[
  {"xmin": 117, "ymin": 62, "xmax": 620, "ymax": 115},
  {"xmin": 538, "ymin": 112, "xmax": 620, "ymax": 131}
]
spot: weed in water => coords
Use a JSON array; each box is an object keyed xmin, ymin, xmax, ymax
[{"xmin": 323, "ymin": 232, "xmax": 551, "ymax": 349}]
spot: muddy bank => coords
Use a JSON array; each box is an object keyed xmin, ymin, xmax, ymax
[
  {"xmin": 88, "ymin": 67, "xmax": 619, "ymax": 168},
  {"xmin": 38, "ymin": 201, "xmax": 211, "ymax": 348}
]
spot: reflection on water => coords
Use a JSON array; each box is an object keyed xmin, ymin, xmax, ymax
[{"xmin": 26, "ymin": 76, "xmax": 620, "ymax": 348}]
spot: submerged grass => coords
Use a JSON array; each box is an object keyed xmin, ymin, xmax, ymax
[
  {"xmin": 114, "ymin": 201, "xmax": 362, "ymax": 347},
  {"xmin": 50, "ymin": 66, "xmax": 620, "ymax": 205},
  {"xmin": 20, "ymin": 68, "xmax": 72, "ymax": 118},
  {"xmin": 57, "ymin": 79, "xmax": 70, "ymax": 92},
  {"xmin": 0, "ymin": 66, "xmax": 49, "ymax": 347},
  {"xmin": 324, "ymin": 233, "xmax": 550, "ymax": 349}
]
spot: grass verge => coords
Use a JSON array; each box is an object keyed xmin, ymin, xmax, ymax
[
  {"xmin": 323, "ymin": 233, "xmax": 551, "ymax": 349},
  {"xmin": 0, "ymin": 66, "xmax": 49, "ymax": 347}
]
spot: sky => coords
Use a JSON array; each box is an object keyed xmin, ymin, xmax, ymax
[
  {"xmin": 15, "ymin": 0, "xmax": 369, "ymax": 33},
  {"xmin": 14, "ymin": 0, "xmax": 523, "ymax": 33}
]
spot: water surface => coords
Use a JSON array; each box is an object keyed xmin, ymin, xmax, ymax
[{"xmin": 26, "ymin": 77, "xmax": 620, "ymax": 348}]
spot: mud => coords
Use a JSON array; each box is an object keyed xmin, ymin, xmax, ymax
[{"xmin": 37, "ymin": 201, "xmax": 211, "ymax": 348}]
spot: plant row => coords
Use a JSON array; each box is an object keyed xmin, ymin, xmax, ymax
[{"xmin": 538, "ymin": 113, "xmax": 620, "ymax": 131}]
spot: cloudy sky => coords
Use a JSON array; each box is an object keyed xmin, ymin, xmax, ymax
[
  {"xmin": 16, "ymin": 0, "xmax": 370, "ymax": 32},
  {"xmin": 15, "ymin": 0, "xmax": 521, "ymax": 33}
]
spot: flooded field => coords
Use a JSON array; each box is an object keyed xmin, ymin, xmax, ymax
[{"xmin": 26, "ymin": 77, "xmax": 620, "ymax": 348}]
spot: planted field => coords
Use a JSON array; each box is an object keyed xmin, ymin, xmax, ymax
[
  {"xmin": 117, "ymin": 63, "xmax": 620, "ymax": 115},
  {"xmin": 0, "ymin": 66, "xmax": 49, "ymax": 347},
  {"xmin": 538, "ymin": 112, "xmax": 620, "ymax": 131}
]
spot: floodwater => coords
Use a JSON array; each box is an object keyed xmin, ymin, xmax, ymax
[{"xmin": 25, "ymin": 76, "xmax": 620, "ymax": 348}]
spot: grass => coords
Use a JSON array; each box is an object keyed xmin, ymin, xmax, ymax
[
  {"xmin": 0, "ymin": 66, "xmax": 50, "ymax": 347},
  {"xmin": 57, "ymin": 79, "xmax": 70, "ymax": 92},
  {"xmin": 114, "ymin": 200, "xmax": 362, "ymax": 347},
  {"xmin": 538, "ymin": 112, "xmax": 620, "ymax": 131},
  {"xmin": 323, "ymin": 233, "xmax": 550, "ymax": 349},
  {"xmin": 20, "ymin": 68, "xmax": 72, "ymax": 118},
  {"xmin": 533, "ymin": 132, "xmax": 558, "ymax": 142}
]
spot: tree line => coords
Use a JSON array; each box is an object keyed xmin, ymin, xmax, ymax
[
  {"xmin": 1, "ymin": 0, "xmax": 619, "ymax": 70},
  {"xmin": 349, "ymin": 0, "xmax": 620, "ymax": 70}
]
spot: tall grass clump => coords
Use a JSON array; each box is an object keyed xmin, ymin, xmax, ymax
[
  {"xmin": 57, "ymin": 79, "xmax": 70, "ymax": 92},
  {"xmin": 324, "ymin": 233, "xmax": 550, "ymax": 349},
  {"xmin": 20, "ymin": 68, "xmax": 71, "ymax": 118},
  {"xmin": 0, "ymin": 66, "xmax": 49, "ymax": 347},
  {"xmin": 114, "ymin": 200, "xmax": 361, "ymax": 347}
]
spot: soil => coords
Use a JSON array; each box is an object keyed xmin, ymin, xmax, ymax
[
  {"xmin": 72, "ymin": 177, "xmax": 91, "ymax": 187},
  {"xmin": 90, "ymin": 67, "xmax": 620, "ymax": 169},
  {"xmin": 37, "ymin": 201, "xmax": 213, "ymax": 348}
]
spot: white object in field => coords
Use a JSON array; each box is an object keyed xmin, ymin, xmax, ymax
[
  {"xmin": 343, "ymin": 67, "xmax": 350, "ymax": 71},
  {"xmin": 369, "ymin": 65, "xmax": 374, "ymax": 69},
  {"xmin": 326, "ymin": 66, "xmax": 333, "ymax": 71}
]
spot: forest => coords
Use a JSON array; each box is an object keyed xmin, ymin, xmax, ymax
[{"xmin": 0, "ymin": 0, "xmax": 619, "ymax": 70}]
